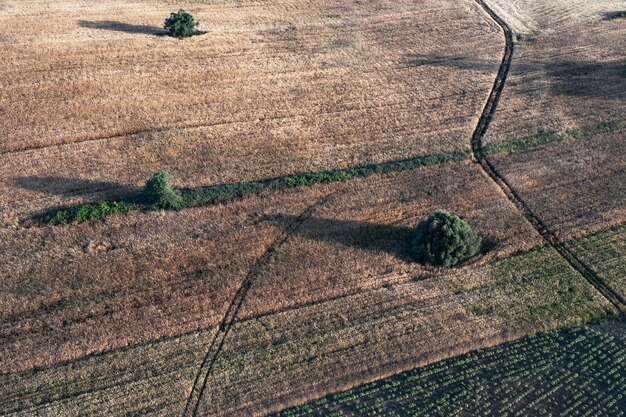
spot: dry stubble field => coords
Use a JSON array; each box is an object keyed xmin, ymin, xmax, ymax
[
  {"xmin": 1, "ymin": 0, "xmax": 625, "ymax": 415},
  {"xmin": 482, "ymin": 0, "xmax": 626, "ymax": 239},
  {"xmin": 0, "ymin": 0, "xmax": 503, "ymax": 224}
]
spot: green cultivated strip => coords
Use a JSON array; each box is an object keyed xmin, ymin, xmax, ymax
[
  {"xmin": 483, "ymin": 119, "xmax": 626, "ymax": 156},
  {"xmin": 272, "ymin": 326, "xmax": 626, "ymax": 417},
  {"xmin": 40, "ymin": 118, "xmax": 626, "ymax": 225}
]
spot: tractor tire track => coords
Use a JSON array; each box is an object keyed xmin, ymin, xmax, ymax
[
  {"xmin": 471, "ymin": 0, "xmax": 625, "ymax": 312},
  {"xmin": 182, "ymin": 191, "xmax": 339, "ymax": 417}
]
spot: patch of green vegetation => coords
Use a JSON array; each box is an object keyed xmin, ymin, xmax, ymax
[
  {"xmin": 273, "ymin": 326, "xmax": 626, "ymax": 417},
  {"xmin": 39, "ymin": 151, "xmax": 467, "ymax": 225},
  {"xmin": 564, "ymin": 224, "xmax": 626, "ymax": 300},
  {"xmin": 164, "ymin": 9, "xmax": 205, "ymax": 38},
  {"xmin": 472, "ymin": 246, "xmax": 614, "ymax": 326},
  {"xmin": 143, "ymin": 170, "xmax": 184, "ymax": 210},
  {"xmin": 180, "ymin": 151, "xmax": 468, "ymax": 208},
  {"xmin": 483, "ymin": 119, "xmax": 626, "ymax": 155},
  {"xmin": 42, "ymin": 201, "xmax": 136, "ymax": 225},
  {"xmin": 37, "ymin": 117, "xmax": 626, "ymax": 226}
]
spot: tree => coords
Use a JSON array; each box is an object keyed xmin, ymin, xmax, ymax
[
  {"xmin": 412, "ymin": 210, "xmax": 481, "ymax": 267},
  {"xmin": 164, "ymin": 9, "xmax": 199, "ymax": 38},
  {"xmin": 143, "ymin": 170, "xmax": 184, "ymax": 210}
]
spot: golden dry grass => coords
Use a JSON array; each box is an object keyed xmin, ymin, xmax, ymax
[
  {"xmin": 480, "ymin": 0, "xmax": 626, "ymax": 148},
  {"xmin": 490, "ymin": 130, "xmax": 626, "ymax": 239},
  {"xmin": 0, "ymin": 0, "xmax": 503, "ymax": 223},
  {"xmin": 0, "ymin": 162, "xmax": 540, "ymax": 374},
  {"xmin": 1, "ymin": 0, "xmax": 624, "ymax": 415}
]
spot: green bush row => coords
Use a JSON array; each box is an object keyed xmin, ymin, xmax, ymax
[
  {"xmin": 483, "ymin": 119, "xmax": 626, "ymax": 155},
  {"xmin": 38, "ymin": 118, "xmax": 625, "ymax": 226},
  {"xmin": 40, "ymin": 152, "xmax": 467, "ymax": 225},
  {"xmin": 606, "ymin": 11, "xmax": 626, "ymax": 20},
  {"xmin": 180, "ymin": 151, "xmax": 469, "ymax": 208},
  {"xmin": 42, "ymin": 201, "xmax": 136, "ymax": 225}
]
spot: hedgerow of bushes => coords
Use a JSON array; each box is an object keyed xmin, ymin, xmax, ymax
[
  {"xmin": 43, "ymin": 201, "xmax": 135, "ymax": 225},
  {"xmin": 39, "ymin": 118, "xmax": 626, "ymax": 226},
  {"xmin": 41, "ymin": 152, "xmax": 467, "ymax": 225}
]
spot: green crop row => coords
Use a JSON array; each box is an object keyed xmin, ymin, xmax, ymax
[
  {"xmin": 273, "ymin": 325, "xmax": 626, "ymax": 417},
  {"xmin": 40, "ymin": 151, "xmax": 467, "ymax": 225},
  {"xmin": 483, "ymin": 119, "xmax": 626, "ymax": 156},
  {"xmin": 42, "ymin": 201, "xmax": 137, "ymax": 225}
]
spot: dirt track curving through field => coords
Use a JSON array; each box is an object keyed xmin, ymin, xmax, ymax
[
  {"xmin": 181, "ymin": 1, "xmax": 624, "ymax": 415},
  {"xmin": 471, "ymin": 0, "xmax": 625, "ymax": 312},
  {"xmin": 182, "ymin": 191, "xmax": 340, "ymax": 417}
]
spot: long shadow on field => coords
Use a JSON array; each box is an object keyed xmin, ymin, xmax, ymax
[
  {"xmin": 267, "ymin": 214, "xmax": 415, "ymax": 262},
  {"xmin": 603, "ymin": 11, "xmax": 626, "ymax": 20},
  {"xmin": 79, "ymin": 20, "xmax": 167, "ymax": 35},
  {"xmin": 14, "ymin": 176, "xmax": 141, "ymax": 198},
  {"xmin": 405, "ymin": 53, "xmax": 626, "ymax": 100},
  {"xmin": 405, "ymin": 54, "xmax": 498, "ymax": 73}
]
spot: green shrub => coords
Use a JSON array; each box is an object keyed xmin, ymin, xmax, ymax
[
  {"xmin": 164, "ymin": 9, "xmax": 200, "ymax": 38},
  {"xmin": 143, "ymin": 170, "xmax": 184, "ymax": 210},
  {"xmin": 412, "ymin": 210, "xmax": 481, "ymax": 266},
  {"xmin": 43, "ymin": 201, "xmax": 135, "ymax": 225}
]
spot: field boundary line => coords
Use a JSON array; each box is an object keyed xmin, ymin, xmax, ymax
[
  {"xmin": 16, "ymin": 117, "xmax": 625, "ymax": 226},
  {"xmin": 471, "ymin": 0, "xmax": 625, "ymax": 312},
  {"xmin": 182, "ymin": 191, "xmax": 340, "ymax": 417}
]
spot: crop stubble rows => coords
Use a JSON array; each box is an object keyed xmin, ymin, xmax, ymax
[{"xmin": 3, "ymin": 0, "xmax": 624, "ymax": 411}]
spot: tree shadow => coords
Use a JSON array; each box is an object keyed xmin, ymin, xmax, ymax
[
  {"xmin": 404, "ymin": 52, "xmax": 626, "ymax": 100},
  {"xmin": 603, "ymin": 11, "xmax": 626, "ymax": 20},
  {"xmin": 267, "ymin": 214, "xmax": 416, "ymax": 262},
  {"xmin": 78, "ymin": 20, "xmax": 167, "ymax": 35},
  {"xmin": 268, "ymin": 213, "xmax": 498, "ymax": 266},
  {"xmin": 404, "ymin": 53, "xmax": 497, "ymax": 73},
  {"xmin": 14, "ymin": 176, "xmax": 141, "ymax": 199},
  {"xmin": 545, "ymin": 60, "xmax": 626, "ymax": 98}
]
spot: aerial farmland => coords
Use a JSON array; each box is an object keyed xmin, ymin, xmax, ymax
[{"xmin": 0, "ymin": 0, "xmax": 624, "ymax": 416}]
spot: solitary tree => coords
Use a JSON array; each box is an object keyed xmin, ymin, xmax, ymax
[
  {"xmin": 164, "ymin": 9, "xmax": 199, "ymax": 38},
  {"xmin": 411, "ymin": 210, "xmax": 481, "ymax": 267},
  {"xmin": 143, "ymin": 170, "xmax": 184, "ymax": 210}
]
